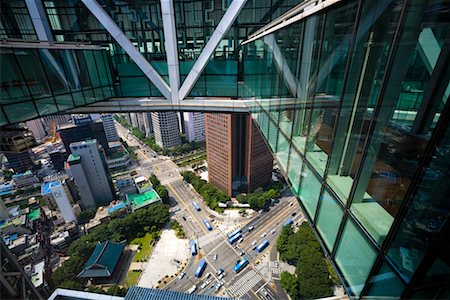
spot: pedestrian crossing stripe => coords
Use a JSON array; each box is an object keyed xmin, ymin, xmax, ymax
[{"xmin": 227, "ymin": 270, "xmax": 264, "ymax": 298}]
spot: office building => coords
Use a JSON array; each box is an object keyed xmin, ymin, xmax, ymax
[
  {"xmin": 0, "ymin": 127, "xmax": 36, "ymax": 173},
  {"xmin": 184, "ymin": 112, "xmax": 205, "ymax": 142},
  {"xmin": 67, "ymin": 139, "xmax": 114, "ymax": 208},
  {"xmin": 206, "ymin": 113, "xmax": 272, "ymax": 196},
  {"xmin": 48, "ymin": 149, "xmax": 68, "ymax": 171},
  {"xmin": 99, "ymin": 114, "xmax": 119, "ymax": 142},
  {"xmin": 58, "ymin": 120, "xmax": 109, "ymax": 153},
  {"xmin": 0, "ymin": 1, "xmax": 449, "ymax": 299},
  {"xmin": 143, "ymin": 112, "xmax": 154, "ymax": 138},
  {"xmin": 151, "ymin": 112, "xmax": 181, "ymax": 149},
  {"xmin": 25, "ymin": 119, "xmax": 46, "ymax": 142}
]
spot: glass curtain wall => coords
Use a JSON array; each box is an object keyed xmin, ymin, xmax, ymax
[
  {"xmin": 0, "ymin": 46, "xmax": 114, "ymax": 125},
  {"xmin": 243, "ymin": 0, "xmax": 450, "ymax": 298}
]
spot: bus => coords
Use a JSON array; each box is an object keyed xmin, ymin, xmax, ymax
[
  {"xmin": 256, "ymin": 240, "xmax": 269, "ymax": 253},
  {"xmin": 283, "ymin": 218, "xmax": 293, "ymax": 227},
  {"xmin": 228, "ymin": 232, "xmax": 242, "ymax": 244},
  {"xmin": 228, "ymin": 228, "xmax": 242, "ymax": 239},
  {"xmin": 234, "ymin": 258, "xmax": 249, "ymax": 273},
  {"xmin": 192, "ymin": 202, "xmax": 201, "ymax": 211},
  {"xmin": 203, "ymin": 219, "xmax": 213, "ymax": 231},
  {"xmin": 190, "ymin": 240, "xmax": 197, "ymax": 256},
  {"xmin": 195, "ymin": 259, "xmax": 207, "ymax": 278}
]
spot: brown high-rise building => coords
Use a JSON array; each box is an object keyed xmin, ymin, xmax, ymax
[{"xmin": 205, "ymin": 113, "xmax": 273, "ymax": 196}]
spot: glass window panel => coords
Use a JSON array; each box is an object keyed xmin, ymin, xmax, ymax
[
  {"xmin": 288, "ymin": 150, "xmax": 303, "ymax": 194},
  {"xmin": 94, "ymin": 50, "xmax": 109, "ymax": 86},
  {"xmin": 120, "ymin": 77, "xmax": 150, "ymax": 96},
  {"xmin": 35, "ymin": 98, "xmax": 58, "ymax": 116},
  {"xmin": 365, "ymin": 263, "xmax": 405, "ymax": 298},
  {"xmin": 0, "ymin": 109, "xmax": 8, "ymax": 126},
  {"xmin": 83, "ymin": 89, "xmax": 96, "ymax": 104},
  {"xmin": 316, "ymin": 190, "xmax": 344, "ymax": 250},
  {"xmin": 74, "ymin": 50, "xmax": 92, "ymax": 88},
  {"xmin": 387, "ymin": 116, "xmax": 450, "ymax": 280},
  {"xmin": 205, "ymin": 75, "xmax": 237, "ymax": 96},
  {"xmin": 276, "ymin": 131, "xmax": 290, "ymax": 171},
  {"xmin": 0, "ymin": 48, "xmax": 30, "ymax": 102},
  {"xmin": 190, "ymin": 75, "xmax": 206, "ymax": 97},
  {"xmin": 3, "ymin": 102, "xmax": 38, "ymax": 123},
  {"xmin": 298, "ymin": 166, "xmax": 322, "ymax": 219},
  {"xmin": 335, "ymin": 219, "xmax": 377, "ymax": 297},
  {"xmin": 58, "ymin": 49, "xmax": 82, "ymax": 92},
  {"xmin": 14, "ymin": 48, "xmax": 52, "ymax": 98},
  {"xmin": 55, "ymin": 94, "xmax": 74, "ymax": 110},
  {"xmin": 71, "ymin": 92, "xmax": 86, "ymax": 106},
  {"xmin": 93, "ymin": 87, "xmax": 103, "ymax": 100},
  {"xmin": 38, "ymin": 49, "xmax": 71, "ymax": 95},
  {"xmin": 267, "ymin": 119, "xmax": 278, "ymax": 152},
  {"xmin": 83, "ymin": 50, "xmax": 101, "ymax": 88}
]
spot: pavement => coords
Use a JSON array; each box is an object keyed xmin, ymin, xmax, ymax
[{"xmin": 138, "ymin": 229, "xmax": 189, "ymax": 288}]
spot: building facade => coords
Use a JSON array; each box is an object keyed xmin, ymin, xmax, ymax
[
  {"xmin": 68, "ymin": 139, "xmax": 114, "ymax": 208},
  {"xmin": 184, "ymin": 112, "xmax": 206, "ymax": 142},
  {"xmin": 58, "ymin": 121, "xmax": 109, "ymax": 154},
  {"xmin": 99, "ymin": 114, "xmax": 119, "ymax": 142},
  {"xmin": 151, "ymin": 112, "xmax": 181, "ymax": 149},
  {"xmin": 206, "ymin": 113, "xmax": 272, "ymax": 196}
]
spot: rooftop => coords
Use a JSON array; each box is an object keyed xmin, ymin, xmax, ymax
[
  {"xmin": 67, "ymin": 154, "xmax": 80, "ymax": 162},
  {"xmin": 126, "ymin": 189, "xmax": 160, "ymax": 210},
  {"xmin": 41, "ymin": 181, "xmax": 61, "ymax": 196},
  {"xmin": 125, "ymin": 286, "xmax": 231, "ymax": 300},
  {"xmin": 77, "ymin": 240, "xmax": 125, "ymax": 278},
  {"xmin": 27, "ymin": 208, "xmax": 40, "ymax": 222}
]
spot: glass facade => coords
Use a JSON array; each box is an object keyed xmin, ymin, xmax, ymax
[
  {"xmin": 0, "ymin": 45, "xmax": 114, "ymax": 125},
  {"xmin": 243, "ymin": 0, "xmax": 450, "ymax": 298}
]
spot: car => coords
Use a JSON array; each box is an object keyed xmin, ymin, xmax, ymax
[
  {"xmin": 261, "ymin": 232, "xmax": 267, "ymax": 238},
  {"xmin": 178, "ymin": 272, "xmax": 186, "ymax": 279},
  {"xmin": 270, "ymin": 229, "xmax": 276, "ymax": 234},
  {"xmin": 214, "ymin": 282, "xmax": 223, "ymax": 291},
  {"xmin": 251, "ymin": 240, "xmax": 258, "ymax": 246},
  {"xmin": 205, "ymin": 272, "xmax": 211, "ymax": 279},
  {"xmin": 200, "ymin": 280, "xmax": 210, "ymax": 289},
  {"xmin": 238, "ymin": 238, "xmax": 243, "ymax": 243},
  {"xmin": 182, "ymin": 216, "xmax": 186, "ymax": 221},
  {"xmin": 239, "ymin": 250, "xmax": 245, "ymax": 256},
  {"xmin": 216, "ymin": 268, "xmax": 224, "ymax": 276},
  {"xmin": 292, "ymin": 212, "xmax": 297, "ymax": 216},
  {"xmin": 218, "ymin": 272, "xmax": 226, "ymax": 280},
  {"xmin": 248, "ymin": 226, "xmax": 254, "ymax": 231},
  {"xmin": 289, "ymin": 202, "xmax": 294, "ymax": 206},
  {"xmin": 274, "ymin": 262, "xmax": 279, "ymax": 268},
  {"xmin": 173, "ymin": 259, "xmax": 181, "ymax": 264},
  {"xmin": 213, "ymin": 254, "xmax": 218, "ymax": 260}
]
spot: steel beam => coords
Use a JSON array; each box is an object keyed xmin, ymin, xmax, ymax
[
  {"xmin": 161, "ymin": 0, "xmax": 180, "ymax": 103},
  {"xmin": 178, "ymin": 0, "xmax": 248, "ymax": 100},
  {"xmin": 81, "ymin": 0, "xmax": 171, "ymax": 100},
  {"xmin": 25, "ymin": 0, "xmax": 54, "ymax": 41}
]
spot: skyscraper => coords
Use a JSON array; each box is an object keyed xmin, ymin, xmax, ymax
[
  {"xmin": 67, "ymin": 139, "xmax": 114, "ymax": 209},
  {"xmin": 151, "ymin": 112, "xmax": 181, "ymax": 149},
  {"xmin": 58, "ymin": 121, "xmax": 109, "ymax": 154},
  {"xmin": 99, "ymin": 114, "xmax": 119, "ymax": 142},
  {"xmin": 205, "ymin": 113, "xmax": 272, "ymax": 196},
  {"xmin": 184, "ymin": 112, "xmax": 205, "ymax": 142}
]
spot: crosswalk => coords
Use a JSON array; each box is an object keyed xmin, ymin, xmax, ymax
[{"xmin": 227, "ymin": 270, "xmax": 264, "ymax": 298}]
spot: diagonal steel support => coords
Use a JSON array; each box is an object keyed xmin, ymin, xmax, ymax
[
  {"xmin": 161, "ymin": 0, "xmax": 180, "ymax": 103},
  {"xmin": 81, "ymin": 0, "xmax": 171, "ymax": 100},
  {"xmin": 178, "ymin": 0, "xmax": 248, "ymax": 101},
  {"xmin": 25, "ymin": 0, "xmax": 54, "ymax": 41}
]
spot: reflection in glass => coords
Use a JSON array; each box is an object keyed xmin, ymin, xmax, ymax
[{"xmin": 316, "ymin": 191, "xmax": 344, "ymax": 250}]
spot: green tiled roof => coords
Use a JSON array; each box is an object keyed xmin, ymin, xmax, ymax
[
  {"xmin": 27, "ymin": 208, "xmax": 41, "ymax": 221},
  {"xmin": 78, "ymin": 241, "xmax": 125, "ymax": 278},
  {"xmin": 126, "ymin": 189, "xmax": 160, "ymax": 210},
  {"xmin": 67, "ymin": 154, "xmax": 81, "ymax": 162}
]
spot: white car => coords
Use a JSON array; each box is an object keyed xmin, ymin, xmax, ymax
[
  {"xmin": 271, "ymin": 229, "xmax": 276, "ymax": 234},
  {"xmin": 178, "ymin": 272, "xmax": 186, "ymax": 279},
  {"xmin": 261, "ymin": 232, "xmax": 267, "ymax": 238},
  {"xmin": 201, "ymin": 280, "xmax": 210, "ymax": 289},
  {"xmin": 218, "ymin": 272, "xmax": 226, "ymax": 280},
  {"xmin": 213, "ymin": 254, "xmax": 218, "ymax": 260},
  {"xmin": 248, "ymin": 226, "xmax": 254, "ymax": 231},
  {"xmin": 251, "ymin": 240, "xmax": 258, "ymax": 246}
]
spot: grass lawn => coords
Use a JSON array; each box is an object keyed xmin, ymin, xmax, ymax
[
  {"xmin": 130, "ymin": 232, "xmax": 154, "ymax": 262},
  {"xmin": 125, "ymin": 270, "xmax": 141, "ymax": 287}
]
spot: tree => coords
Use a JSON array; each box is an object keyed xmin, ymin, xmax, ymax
[
  {"xmin": 52, "ymin": 256, "xmax": 84, "ymax": 287},
  {"xmin": 155, "ymin": 185, "xmax": 169, "ymax": 204},
  {"xmin": 108, "ymin": 285, "xmax": 128, "ymax": 296},
  {"xmin": 58, "ymin": 280, "xmax": 84, "ymax": 291},
  {"xmin": 149, "ymin": 173, "xmax": 160, "ymax": 187},
  {"xmin": 280, "ymin": 272, "xmax": 300, "ymax": 300}
]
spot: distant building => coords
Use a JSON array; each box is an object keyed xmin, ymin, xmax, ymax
[
  {"xmin": 205, "ymin": 113, "xmax": 273, "ymax": 196},
  {"xmin": 58, "ymin": 120, "xmax": 109, "ymax": 154},
  {"xmin": 25, "ymin": 119, "xmax": 46, "ymax": 141},
  {"xmin": 49, "ymin": 149, "xmax": 68, "ymax": 171},
  {"xmin": 67, "ymin": 139, "xmax": 114, "ymax": 208},
  {"xmin": 0, "ymin": 199, "xmax": 9, "ymax": 220},
  {"xmin": 0, "ymin": 127, "xmax": 36, "ymax": 173},
  {"xmin": 77, "ymin": 241, "xmax": 125, "ymax": 278},
  {"xmin": 72, "ymin": 114, "xmax": 93, "ymax": 126},
  {"xmin": 12, "ymin": 171, "xmax": 38, "ymax": 189},
  {"xmin": 105, "ymin": 143, "xmax": 130, "ymax": 170},
  {"xmin": 142, "ymin": 112, "xmax": 153, "ymax": 138},
  {"xmin": 100, "ymin": 114, "xmax": 119, "ymax": 142},
  {"xmin": 184, "ymin": 112, "xmax": 205, "ymax": 142},
  {"xmin": 151, "ymin": 112, "xmax": 181, "ymax": 149}
]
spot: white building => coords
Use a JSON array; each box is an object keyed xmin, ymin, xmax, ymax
[
  {"xmin": 183, "ymin": 112, "xmax": 206, "ymax": 142},
  {"xmin": 151, "ymin": 112, "xmax": 181, "ymax": 149},
  {"xmin": 46, "ymin": 181, "xmax": 77, "ymax": 224},
  {"xmin": 143, "ymin": 112, "xmax": 153, "ymax": 138},
  {"xmin": 129, "ymin": 113, "xmax": 139, "ymax": 129},
  {"xmin": 26, "ymin": 119, "xmax": 46, "ymax": 141},
  {"xmin": 67, "ymin": 139, "xmax": 114, "ymax": 208},
  {"xmin": 99, "ymin": 114, "xmax": 119, "ymax": 142}
]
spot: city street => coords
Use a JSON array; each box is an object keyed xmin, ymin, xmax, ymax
[{"xmin": 115, "ymin": 121, "xmax": 302, "ymax": 299}]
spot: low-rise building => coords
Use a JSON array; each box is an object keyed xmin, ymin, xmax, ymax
[
  {"xmin": 134, "ymin": 176, "xmax": 152, "ymax": 194},
  {"xmin": 77, "ymin": 240, "xmax": 126, "ymax": 278},
  {"xmin": 12, "ymin": 170, "xmax": 39, "ymax": 189}
]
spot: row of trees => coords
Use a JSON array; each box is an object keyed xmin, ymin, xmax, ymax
[
  {"xmin": 51, "ymin": 203, "xmax": 169, "ymax": 290},
  {"xmin": 149, "ymin": 173, "xmax": 169, "ymax": 204},
  {"xmin": 277, "ymin": 223, "xmax": 338, "ymax": 299},
  {"xmin": 181, "ymin": 171, "xmax": 229, "ymax": 213},
  {"xmin": 236, "ymin": 181, "xmax": 284, "ymax": 211}
]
